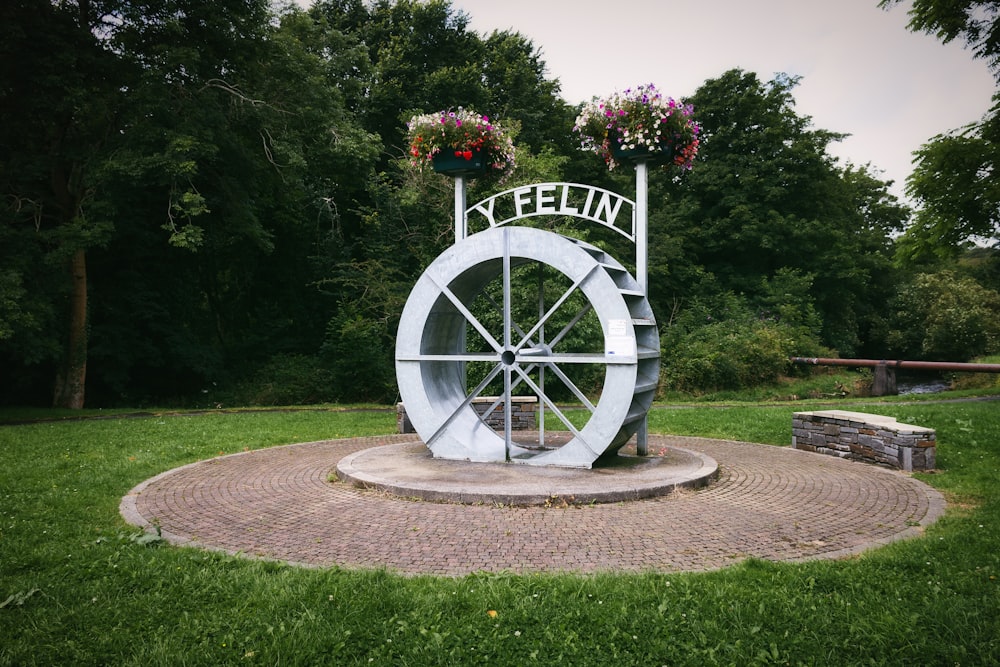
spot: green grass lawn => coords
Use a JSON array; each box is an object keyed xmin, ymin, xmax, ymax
[{"xmin": 1, "ymin": 397, "xmax": 998, "ymax": 665}]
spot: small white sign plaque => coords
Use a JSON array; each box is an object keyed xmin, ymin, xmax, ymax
[{"xmin": 605, "ymin": 335, "xmax": 636, "ymax": 357}]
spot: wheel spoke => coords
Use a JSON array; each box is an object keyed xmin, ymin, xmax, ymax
[
  {"xmin": 482, "ymin": 362, "xmax": 538, "ymax": 414},
  {"xmin": 397, "ymin": 352, "xmax": 500, "ymax": 362},
  {"xmin": 501, "ymin": 230, "xmax": 514, "ymax": 458},
  {"xmin": 481, "ymin": 290, "xmax": 534, "ymax": 348},
  {"xmin": 537, "ymin": 262, "xmax": 546, "ymax": 445},
  {"xmin": 511, "ymin": 365, "xmax": 592, "ymax": 451},
  {"xmin": 515, "ymin": 265, "xmax": 598, "ymax": 351},
  {"xmin": 502, "ymin": 229, "xmax": 512, "ymax": 351},
  {"xmin": 426, "ymin": 272, "xmax": 503, "ymax": 353},
  {"xmin": 539, "ymin": 361, "xmax": 596, "ymax": 412},
  {"xmin": 548, "ymin": 302, "xmax": 594, "ymax": 349},
  {"xmin": 535, "ymin": 352, "xmax": 613, "ymax": 363},
  {"xmin": 503, "ymin": 365, "xmax": 512, "ymax": 460}
]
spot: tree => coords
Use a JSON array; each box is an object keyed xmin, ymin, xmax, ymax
[
  {"xmin": 1, "ymin": 0, "xmax": 380, "ymax": 407},
  {"xmin": 1, "ymin": 0, "xmax": 126, "ymax": 408},
  {"xmin": 82, "ymin": 3, "xmax": 379, "ymax": 405},
  {"xmin": 894, "ymin": 117, "xmax": 1000, "ymax": 262},
  {"xmin": 302, "ymin": 0, "xmax": 585, "ymax": 404},
  {"xmin": 311, "ymin": 0, "xmax": 576, "ymax": 167},
  {"xmin": 887, "ymin": 270, "xmax": 1000, "ymax": 360},
  {"xmin": 2, "ymin": 0, "xmax": 587, "ymax": 408},
  {"xmin": 314, "ymin": 0, "xmax": 487, "ymax": 165},
  {"xmin": 478, "ymin": 30, "xmax": 576, "ymax": 156},
  {"xmin": 880, "ymin": 0, "xmax": 1000, "ymax": 260},
  {"xmin": 648, "ymin": 69, "xmax": 908, "ymax": 356},
  {"xmin": 879, "ymin": 0, "xmax": 1000, "ymax": 76}
]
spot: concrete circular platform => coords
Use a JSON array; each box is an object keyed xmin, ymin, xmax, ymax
[
  {"xmin": 120, "ymin": 433, "xmax": 946, "ymax": 576},
  {"xmin": 335, "ymin": 439, "xmax": 717, "ymax": 505}
]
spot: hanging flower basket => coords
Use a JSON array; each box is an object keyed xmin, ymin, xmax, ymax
[
  {"xmin": 573, "ymin": 83, "xmax": 701, "ymax": 171},
  {"xmin": 406, "ymin": 108, "xmax": 515, "ymax": 181}
]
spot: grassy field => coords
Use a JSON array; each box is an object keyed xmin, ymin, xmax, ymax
[{"xmin": 1, "ymin": 393, "xmax": 998, "ymax": 665}]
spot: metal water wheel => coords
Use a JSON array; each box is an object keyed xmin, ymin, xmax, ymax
[{"xmin": 395, "ymin": 225, "xmax": 659, "ymax": 468}]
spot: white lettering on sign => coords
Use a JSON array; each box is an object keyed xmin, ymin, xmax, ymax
[
  {"xmin": 593, "ymin": 191, "xmax": 624, "ymax": 224},
  {"xmin": 470, "ymin": 197, "xmax": 497, "ymax": 226},
  {"xmin": 466, "ymin": 182, "xmax": 635, "ymax": 241},
  {"xmin": 536, "ymin": 184, "xmax": 557, "ymax": 214},
  {"xmin": 581, "ymin": 187, "xmax": 596, "ymax": 218},
  {"xmin": 513, "ymin": 186, "xmax": 533, "ymax": 219}
]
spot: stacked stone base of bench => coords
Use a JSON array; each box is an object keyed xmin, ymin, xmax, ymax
[
  {"xmin": 792, "ymin": 410, "xmax": 935, "ymax": 471},
  {"xmin": 397, "ymin": 396, "xmax": 538, "ymax": 434}
]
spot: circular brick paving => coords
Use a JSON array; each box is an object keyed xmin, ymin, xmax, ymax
[{"xmin": 120, "ymin": 433, "xmax": 945, "ymax": 576}]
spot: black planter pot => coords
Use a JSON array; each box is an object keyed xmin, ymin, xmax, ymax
[{"xmin": 432, "ymin": 148, "xmax": 488, "ymax": 176}]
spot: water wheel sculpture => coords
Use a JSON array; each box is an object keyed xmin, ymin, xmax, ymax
[{"xmin": 395, "ymin": 222, "xmax": 659, "ymax": 468}]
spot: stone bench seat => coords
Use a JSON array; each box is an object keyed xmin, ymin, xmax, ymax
[{"xmin": 792, "ymin": 410, "xmax": 935, "ymax": 471}]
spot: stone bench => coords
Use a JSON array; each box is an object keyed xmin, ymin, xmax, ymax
[
  {"xmin": 397, "ymin": 396, "xmax": 538, "ymax": 434},
  {"xmin": 792, "ymin": 410, "xmax": 935, "ymax": 471}
]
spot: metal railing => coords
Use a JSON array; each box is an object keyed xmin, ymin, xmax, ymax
[
  {"xmin": 789, "ymin": 357, "xmax": 1000, "ymax": 396},
  {"xmin": 790, "ymin": 357, "xmax": 1000, "ymax": 373}
]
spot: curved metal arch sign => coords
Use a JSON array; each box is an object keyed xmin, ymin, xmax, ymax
[{"xmin": 466, "ymin": 182, "xmax": 636, "ymax": 242}]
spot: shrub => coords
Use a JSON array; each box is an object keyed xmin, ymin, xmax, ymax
[
  {"xmin": 887, "ymin": 271, "xmax": 1000, "ymax": 361},
  {"xmin": 661, "ymin": 319, "xmax": 809, "ymax": 393},
  {"xmin": 951, "ymin": 354, "xmax": 1000, "ymax": 391},
  {"xmin": 321, "ymin": 310, "xmax": 397, "ymax": 403},
  {"xmin": 234, "ymin": 354, "xmax": 335, "ymax": 406}
]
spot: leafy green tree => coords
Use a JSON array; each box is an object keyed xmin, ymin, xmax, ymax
[
  {"xmin": 311, "ymin": 0, "xmax": 575, "ymax": 166},
  {"xmin": 879, "ymin": 0, "xmax": 1000, "ymax": 75},
  {"xmin": 478, "ymin": 30, "xmax": 577, "ymax": 156},
  {"xmin": 1, "ymin": 0, "xmax": 127, "ymax": 407},
  {"xmin": 84, "ymin": 3, "xmax": 379, "ymax": 405},
  {"xmin": 647, "ymin": 69, "xmax": 908, "ymax": 356},
  {"xmin": 887, "ymin": 270, "xmax": 1000, "ymax": 360},
  {"xmin": 1, "ymin": 0, "xmax": 380, "ymax": 407},
  {"xmin": 300, "ymin": 0, "xmax": 583, "ymax": 402},
  {"xmin": 893, "ymin": 109, "xmax": 999, "ymax": 262},
  {"xmin": 881, "ymin": 0, "xmax": 1000, "ymax": 260},
  {"xmin": 313, "ymin": 0, "xmax": 487, "ymax": 162},
  {"xmin": 957, "ymin": 245, "xmax": 1000, "ymax": 292},
  {"xmin": 12, "ymin": 0, "xmax": 932, "ymax": 405}
]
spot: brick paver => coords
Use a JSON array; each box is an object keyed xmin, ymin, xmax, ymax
[{"xmin": 120, "ymin": 434, "xmax": 945, "ymax": 576}]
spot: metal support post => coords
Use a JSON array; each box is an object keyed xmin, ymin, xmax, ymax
[
  {"xmin": 455, "ymin": 175, "xmax": 468, "ymax": 395},
  {"xmin": 454, "ymin": 175, "xmax": 467, "ymax": 244},
  {"xmin": 635, "ymin": 160, "xmax": 649, "ymax": 456},
  {"xmin": 635, "ymin": 160, "xmax": 648, "ymax": 294}
]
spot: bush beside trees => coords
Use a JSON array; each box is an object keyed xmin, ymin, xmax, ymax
[{"xmin": 887, "ymin": 270, "xmax": 1000, "ymax": 361}]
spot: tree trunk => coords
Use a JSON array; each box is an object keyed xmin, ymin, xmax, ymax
[{"xmin": 53, "ymin": 248, "xmax": 88, "ymax": 409}]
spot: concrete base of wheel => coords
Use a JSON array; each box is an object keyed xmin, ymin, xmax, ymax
[{"xmin": 335, "ymin": 435, "xmax": 716, "ymax": 506}]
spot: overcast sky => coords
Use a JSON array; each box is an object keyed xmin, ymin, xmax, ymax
[{"xmin": 448, "ymin": 0, "xmax": 996, "ymax": 202}]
